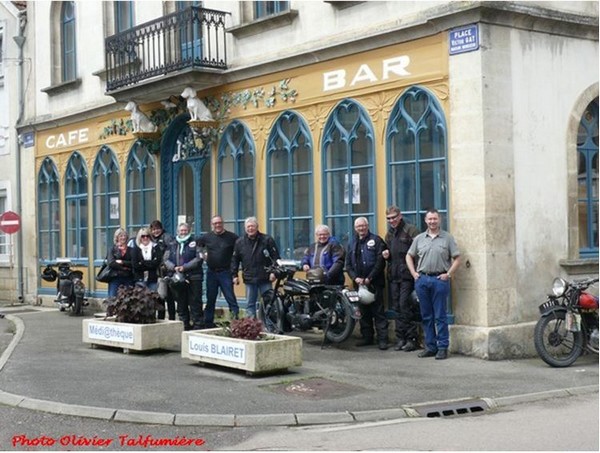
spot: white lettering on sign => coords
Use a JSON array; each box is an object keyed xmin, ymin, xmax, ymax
[
  {"xmin": 323, "ymin": 55, "xmax": 411, "ymax": 92},
  {"xmin": 45, "ymin": 128, "xmax": 90, "ymax": 149},
  {"xmin": 87, "ymin": 322, "xmax": 134, "ymax": 344},
  {"xmin": 187, "ymin": 335, "xmax": 246, "ymax": 364}
]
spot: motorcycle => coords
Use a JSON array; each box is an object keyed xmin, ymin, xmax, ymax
[
  {"xmin": 41, "ymin": 258, "xmax": 87, "ymax": 316},
  {"xmin": 534, "ymin": 276, "xmax": 599, "ymax": 367},
  {"xmin": 259, "ymin": 256, "xmax": 362, "ymax": 345}
]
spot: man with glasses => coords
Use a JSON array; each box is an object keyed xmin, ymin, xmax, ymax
[
  {"xmin": 301, "ymin": 224, "xmax": 345, "ymax": 285},
  {"xmin": 382, "ymin": 206, "xmax": 420, "ymax": 352},
  {"xmin": 197, "ymin": 215, "xmax": 240, "ymax": 327}
]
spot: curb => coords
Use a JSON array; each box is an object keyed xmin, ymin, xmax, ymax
[{"xmin": 0, "ymin": 313, "xmax": 598, "ymax": 427}]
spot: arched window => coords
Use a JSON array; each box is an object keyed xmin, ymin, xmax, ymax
[
  {"xmin": 267, "ymin": 111, "xmax": 313, "ymax": 260},
  {"xmin": 61, "ymin": 1, "xmax": 77, "ymax": 82},
  {"xmin": 322, "ymin": 99, "xmax": 375, "ymax": 247},
  {"xmin": 218, "ymin": 120, "xmax": 255, "ymax": 234},
  {"xmin": 65, "ymin": 152, "xmax": 88, "ymax": 259},
  {"xmin": 386, "ymin": 86, "xmax": 448, "ymax": 229},
  {"xmin": 38, "ymin": 158, "xmax": 61, "ymax": 261},
  {"xmin": 126, "ymin": 143, "xmax": 156, "ymax": 232},
  {"xmin": 577, "ymin": 98, "xmax": 599, "ymax": 257},
  {"xmin": 93, "ymin": 147, "xmax": 120, "ymax": 260}
]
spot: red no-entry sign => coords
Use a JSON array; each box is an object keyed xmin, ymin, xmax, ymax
[{"xmin": 0, "ymin": 211, "xmax": 21, "ymax": 234}]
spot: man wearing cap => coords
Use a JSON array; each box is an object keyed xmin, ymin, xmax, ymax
[
  {"xmin": 346, "ymin": 217, "xmax": 389, "ymax": 350},
  {"xmin": 406, "ymin": 208, "xmax": 461, "ymax": 360}
]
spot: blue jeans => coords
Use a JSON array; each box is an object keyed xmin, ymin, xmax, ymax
[
  {"xmin": 244, "ymin": 281, "xmax": 272, "ymax": 318},
  {"xmin": 205, "ymin": 269, "xmax": 239, "ymax": 325},
  {"xmin": 414, "ymin": 275, "xmax": 450, "ymax": 351},
  {"xmin": 108, "ymin": 277, "xmax": 133, "ymax": 298}
]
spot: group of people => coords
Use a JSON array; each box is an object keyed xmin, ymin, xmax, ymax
[
  {"xmin": 103, "ymin": 207, "xmax": 460, "ymax": 359},
  {"xmin": 300, "ymin": 206, "xmax": 461, "ymax": 360}
]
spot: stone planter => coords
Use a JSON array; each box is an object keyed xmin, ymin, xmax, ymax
[
  {"xmin": 83, "ymin": 318, "xmax": 183, "ymax": 353},
  {"xmin": 182, "ymin": 328, "xmax": 302, "ymax": 375}
]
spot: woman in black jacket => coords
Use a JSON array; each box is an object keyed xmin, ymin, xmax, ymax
[
  {"xmin": 131, "ymin": 227, "xmax": 161, "ymax": 291},
  {"xmin": 106, "ymin": 227, "xmax": 135, "ymax": 297}
]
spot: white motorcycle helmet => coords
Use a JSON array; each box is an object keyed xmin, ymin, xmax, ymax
[{"xmin": 358, "ymin": 284, "xmax": 376, "ymax": 304}]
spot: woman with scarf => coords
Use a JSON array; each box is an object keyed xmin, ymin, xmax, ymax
[
  {"xmin": 164, "ymin": 222, "xmax": 204, "ymax": 330},
  {"xmin": 131, "ymin": 227, "xmax": 161, "ymax": 292},
  {"xmin": 106, "ymin": 227, "xmax": 135, "ymax": 297}
]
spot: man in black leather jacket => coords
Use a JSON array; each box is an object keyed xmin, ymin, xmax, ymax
[{"xmin": 231, "ymin": 217, "xmax": 280, "ymax": 318}]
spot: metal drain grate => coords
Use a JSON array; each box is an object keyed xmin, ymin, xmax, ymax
[{"xmin": 412, "ymin": 399, "xmax": 490, "ymax": 418}]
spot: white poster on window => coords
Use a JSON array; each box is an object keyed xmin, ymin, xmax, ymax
[
  {"xmin": 344, "ymin": 174, "xmax": 361, "ymax": 205},
  {"xmin": 109, "ymin": 197, "xmax": 119, "ymax": 219}
]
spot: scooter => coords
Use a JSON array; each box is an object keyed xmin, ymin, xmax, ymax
[{"xmin": 42, "ymin": 258, "xmax": 87, "ymax": 316}]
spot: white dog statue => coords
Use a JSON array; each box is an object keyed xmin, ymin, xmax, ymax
[
  {"xmin": 181, "ymin": 87, "xmax": 214, "ymax": 122},
  {"xmin": 124, "ymin": 101, "xmax": 157, "ymax": 133}
]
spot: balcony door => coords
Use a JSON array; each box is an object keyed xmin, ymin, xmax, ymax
[{"xmin": 177, "ymin": 1, "xmax": 203, "ymax": 63}]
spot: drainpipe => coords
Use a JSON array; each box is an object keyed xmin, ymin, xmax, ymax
[{"xmin": 13, "ymin": 10, "xmax": 26, "ymax": 303}]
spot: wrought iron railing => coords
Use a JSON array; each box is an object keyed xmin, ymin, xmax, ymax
[{"xmin": 105, "ymin": 6, "xmax": 229, "ymax": 92}]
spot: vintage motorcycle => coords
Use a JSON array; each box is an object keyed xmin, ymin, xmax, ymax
[
  {"xmin": 41, "ymin": 258, "xmax": 87, "ymax": 316},
  {"xmin": 259, "ymin": 256, "xmax": 362, "ymax": 344},
  {"xmin": 534, "ymin": 276, "xmax": 599, "ymax": 367}
]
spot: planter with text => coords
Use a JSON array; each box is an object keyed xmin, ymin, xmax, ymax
[
  {"xmin": 181, "ymin": 328, "xmax": 302, "ymax": 375},
  {"xmin": 83, "ymin": 318, "xmax": 184, "ymax": 353}
]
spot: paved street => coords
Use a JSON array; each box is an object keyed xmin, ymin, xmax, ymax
[{"xmin": 0, "ymin": 305, "xmax": 598, "ymax": 451}]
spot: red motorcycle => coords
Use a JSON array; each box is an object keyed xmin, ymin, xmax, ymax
[{"xmin": 534, "ymin": 276, "xmax": 599, "ymax": 367}]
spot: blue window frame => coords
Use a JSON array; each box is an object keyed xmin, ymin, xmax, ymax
[
  {"xmin": 322, "ymin": 99, "xmax": 376, "ymax": 248},
  {"xmin": 218, "ymin": 121, "xmax": 255, "ymax": 235},
  {"xmin": 177, "ymin": 1, "xmax": 203, "ymax": 63},
  {"xmin": 64, "ymin": 152, "xmax": 88, "ymax": 260},
  {"xmin": 126, "ymin": 142, "xmax": 157, "ymax": 233},
  {"xmin": 267, "ymin": 111, "xmax": 313, "ymax": 260},
  {"xmin": 115, "ymin": 0, "xmax": 134, "ymax": 33},
  {"xmin": 254, "ymin": 1, "xmax": 289, "ymax": 19},
  {"xmin": 61, "ymin": 1, "xmax": 76, "ymax": 82},
  {"xmin": 577, "ymin": 98, "xmax": 599, "ymax": 257},
  {"xmin": 386, "ymin": 86, "xmax": 448, "ymax": 230},
  {"xmin": 92, "ymin": 147, "xmax": 120, "ymax": 261},
  {"xmin": 38, "ymin": 158, "xmax": 61, "ymax": 262}
]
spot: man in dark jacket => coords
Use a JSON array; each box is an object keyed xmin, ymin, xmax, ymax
[
  {"xmin": 346, "ymin": 217, "xmax": 389, "ymax": 350},
  {"xmin": 301, "ymin": 224, "xmax": 345, "ymax": 285},
  {"xmin": 197, "ymin": 215, "xmax": 240, "ymax": 327},
  {"xmin": 231, "ymin": 217, "xmax": 280, "ymax": 318},
  {"xmin": 382, "ymin": 206, "xmax": 421, "ymax": 352},
  {"xmin": 164, "ymin": 222, "xmax": 204, "ymax": 330}
]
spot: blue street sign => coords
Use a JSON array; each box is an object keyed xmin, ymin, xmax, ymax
[{"xmin": 449, "ymin": 24, "xmax": 479, "ymax": 55}]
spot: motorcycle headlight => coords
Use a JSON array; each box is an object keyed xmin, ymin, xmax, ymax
[{"xmin": 552, "ymin": 278, "xmax": 567, "ymax": 297}]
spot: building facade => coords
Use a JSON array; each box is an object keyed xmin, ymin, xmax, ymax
[{"xmin": 13, "ymin": 1, "xmax": 599, "ymax": 359}]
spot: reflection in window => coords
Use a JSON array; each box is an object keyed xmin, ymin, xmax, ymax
[
  {"xmin": 322, "ymin": 99, "xmax": 375, "ymax": 247},
  {"xmin": 254, "ymin": 1, "xmax": 289, "ymax": 19},
  {"xmin": 126, "ymin": 143, "xmax": 156, "ymax": 233},
  {"xmin": 61, "ymin": 1, "xmax": 76, "ymax": 81},
  {"xmin": 387, "ymin": 86, "xmax": 448, "ymax": 230},
  {"xmin": 577, "ymin": 98, "xmax": 599, "ymax": 257},
  {"xmin": 267, "ymin": 111, "xmax": 313, "ymax": 259},
  {"xmin": 65, "ymin": 153, "xmax": 88, "ymax": 259},
  {"xmin": 93, "ymin": 147, "xmax": 120, "ymax": 260},
  {"xmin": 38, "ymin": 158, "xmax": 61, "ymax": 261},
  {"xmin": 218, "ymin": 121, "xmax": 255, "ymax": 234}
]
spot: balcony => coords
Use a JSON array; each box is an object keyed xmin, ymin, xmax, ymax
[{"xmin": 104, "ymin": 6, "xmax": 229, "ymax": 102}]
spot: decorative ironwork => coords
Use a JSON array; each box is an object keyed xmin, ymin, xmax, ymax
[
  {"xmin": 105, "ymin": 6, "xmax": 229, "ymax": 91},
  {"xmin": 172, "ymin": 126, "xmax": 210, "ymax": 162}
]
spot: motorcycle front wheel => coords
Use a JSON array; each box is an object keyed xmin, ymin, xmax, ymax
[
  {"xmin": 534, "ymin": 310, "xmax": 583, "ymax": 367},
  {"xmin": 324, "ymin": 294, "xmax": 356, "ymax": 343},
  {"xmin": 258, "ymin": 297, "xmax": 285, "ymax": 334}
]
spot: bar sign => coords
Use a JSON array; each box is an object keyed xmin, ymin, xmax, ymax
[{"xmin": 449, "ymin": 24, "xmax": 479, "ymax": 55}]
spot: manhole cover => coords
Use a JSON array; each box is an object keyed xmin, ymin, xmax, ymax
[{"xmin": 266, "ymin": 377, "xmax": 365, "ymax": 400}]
